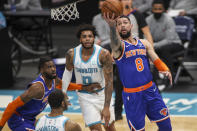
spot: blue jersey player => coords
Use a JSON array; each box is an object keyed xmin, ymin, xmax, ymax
[
  {"xmin": 103, "ymin": 14, "xmax": 172, "ymax": 131},
  {"xmin": 0, "ymin": 55, "xmax": 103, "ymax": 131},
  {"xmin": 0, "ymin": 56, "xmax": 57, "ymax": 131}
]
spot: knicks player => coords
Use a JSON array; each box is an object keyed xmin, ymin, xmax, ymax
[
  {"xmin": 0, "ymin": 56, "xmax": 91, "ymax": 131},
  {"xmin": 62, "ymin": 24, "xmax": 116, "ymax": 131},
  {"xmin": 103, "ymin": 14, "xmax": 172, "ymax": 131},
  {"xmin": 0, "ymin": 56, "xmax": 57, "ymax": 131},
  {"xmin": 35, "ymin": 89, "xmax": 81, "ymax": 131}
]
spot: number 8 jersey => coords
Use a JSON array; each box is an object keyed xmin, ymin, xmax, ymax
[
  {"xmin": 115, "ymin": 39, "xmax": 153, "ymax": 89},
  {"xmin": 73, "ymin": 44, "xmax": 105, "ymax": 91}
]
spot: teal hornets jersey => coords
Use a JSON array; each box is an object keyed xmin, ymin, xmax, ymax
[
  {"xmin": 35, "ymin": 115, "xmax": 69, "ymax": 131},
  {"xmin": 115, "ymin": 39, "xmax": 153, "ymax": 88},
  {"xmin": 73, "ymin": 44, "xmax": 105, "ymax": 89}
]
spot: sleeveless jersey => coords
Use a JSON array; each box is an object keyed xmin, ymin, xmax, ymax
[
  {"xmin": 115, "ymin": 39, "xmax": 153, "ymax": 88},
  {"xmin": 73, "ymin": 44, "xmax": 105, "ymax": 89},
  {"xmin": 35, "ymin": 115, "xmax": 69, "ymax": 131},
  {"xmin": 16, "ymin": 75, "xmax": 55, "ymax": 120}
]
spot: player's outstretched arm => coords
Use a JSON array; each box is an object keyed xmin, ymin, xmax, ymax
[
  {"xmin": 62, "ymin": 49, "xmax": 74, "ymax": 93},
  {"xmin": 141, "ymin": 39, "xmax": 172, "ymax": 85},
  {"xmin": 0, "ymin": 83, "xmax": 44, "ymax": 129},
  {"xmin": 57, "ymin": 79, "xmax": 102, "ymax": 93},
  {"xmin": 56, "ymin": 75, "xmax": 102, "ymax": 93},
  {"xmin": 100, "ymin": 49, "xmax": 113, "ymax": 126},
  {"xmin": 65, "ymin": 120, "xmax": 82, "ymax": 131},
  {"xmin": 103, "ymin": 12, "xmax": 123, "ymax": 59}
]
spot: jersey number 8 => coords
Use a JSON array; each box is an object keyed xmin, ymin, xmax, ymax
[{"xmin": 135, "ymin": 58, "xmax": 144, "ymax": 72}]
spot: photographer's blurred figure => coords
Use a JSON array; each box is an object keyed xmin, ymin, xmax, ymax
[
  {"xmin": 4, "ymin": 0, "xmax": 42, "ymax": 11},
  {"xmin": 146, "ymin": 0, "xmax": 184, "ymax": 78}
]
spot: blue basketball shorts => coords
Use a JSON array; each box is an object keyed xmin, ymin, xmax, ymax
[
  {"xmin": 122, "ymin": 82, "xmax": 170, "ymax": 130},
  {"xmin": 8, "ymin": 114, "xmax": 35, "ymax": 131}
]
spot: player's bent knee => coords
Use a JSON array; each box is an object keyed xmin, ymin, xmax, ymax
[{"xmin": 157, "ymin": 118, "xmax": 172, "ymax": 131}]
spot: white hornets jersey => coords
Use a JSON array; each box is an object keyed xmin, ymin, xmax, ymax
[
  {"xmin": 35, "ymin": 115, "xmax": 69, "ymax": 131},
  {"xmin": 73, "ymin": 44, "xmax": 105, "ymax": 89},
  {"xmin": 73, "ymin": 45, "xmax": 115, "ymax": 126}
]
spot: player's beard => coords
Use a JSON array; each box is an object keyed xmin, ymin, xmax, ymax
[
  {"xmin": 43, "ymin": 72, "xmax": 56, "ymax": 80},
  {"xmin": 81, "ymin": 42, "xmax": 94, "ymax": 49},
  {"xmin": 120, "ymin": 31, "xmax": 131, "ymax": 39}
]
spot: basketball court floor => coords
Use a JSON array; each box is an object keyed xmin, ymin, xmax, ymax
[{"xmin": 1, "ymin": 90, "xmax": 197, "ymax": 130}]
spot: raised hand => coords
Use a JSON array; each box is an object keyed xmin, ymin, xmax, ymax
[{"xmin": 103, "ymin": 12, "xmax": 117, "ymax": 27}]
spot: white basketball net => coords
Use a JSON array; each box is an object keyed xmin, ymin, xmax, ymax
[{"xmin": 51, "ymin": 2, "xmax": 79, "ymax": 22}]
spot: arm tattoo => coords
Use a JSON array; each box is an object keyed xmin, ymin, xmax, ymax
[
  {"xmin": 110, "ymin": 26, "xmax": 123, "ymax": 57},
  {"xmin": 65, "ymin": 49, "xmax": 74, "ymax": 71},
  {"xmin": 100, "ymin": 49, "xmax": 113, "ymax": 107}
]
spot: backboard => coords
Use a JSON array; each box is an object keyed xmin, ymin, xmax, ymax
[{"xmin": 51, "ymin": 0, "xmax": 81, "ymax": 8}]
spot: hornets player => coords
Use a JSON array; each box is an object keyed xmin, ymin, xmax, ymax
[
  {"xmin": 103, "ymin": 14, "xmax": 172, "ymax": 131},
  {"xmin": 62, "ymin": 24, "xmax": 116, "ymax": 131},
  {"xmin": 35, "ymin": 89, "xmax": 81, "ymax": 131}
]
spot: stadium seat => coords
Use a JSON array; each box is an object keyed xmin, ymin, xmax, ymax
[{"xmin": 173, "ymin": 16, "xmax": 195, "ymax": 84}]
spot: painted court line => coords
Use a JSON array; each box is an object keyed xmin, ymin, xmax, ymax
[{"xmin": 1, "ymin": 90, "xmax": 197, "ymax": 115}]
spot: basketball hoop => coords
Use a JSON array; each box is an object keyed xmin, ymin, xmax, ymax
[{"xmin": 51, "ymin": 0, "xmax": 84, "ymax": 22}]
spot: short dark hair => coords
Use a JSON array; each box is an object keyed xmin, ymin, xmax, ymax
[
  {"xmin": 38, "ymin": 56, "xmax": 53, "ymax": 71},
  {"xmin": 48, "ymin": 89, "xmax": 65, "ymax": 109},
  {"xmin": 116, "ymin": 15, "xmax": 131, "ymax": 25},
  {"xmin": 76, "ymin": 24, "xmax": 97, "ymax": 39},
  {"xmin": 119, "ymin": 15, "xmax": 131, "ymax": 22},
  {"xmin": 152, "ymin": 0, "xmax": 164, "ymax": 6}
]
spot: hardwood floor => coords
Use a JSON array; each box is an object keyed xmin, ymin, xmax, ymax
[{"xmin": 1, "ymin": 113, "xmax": 197, "ymax": 131}]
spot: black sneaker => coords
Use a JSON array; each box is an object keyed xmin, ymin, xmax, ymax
[{"xmin": 115, "ymin": 115, "xmax": 123, "ymax": 121}]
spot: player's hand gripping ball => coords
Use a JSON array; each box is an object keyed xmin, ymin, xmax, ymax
[{"xmin": 101, "ymin": 0, "xmax": 123, "ymax": 18}]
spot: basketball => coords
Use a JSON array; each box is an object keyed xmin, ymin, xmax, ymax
[{"xmin": 101, "ymin": 0, "xmax": 123, "ymax": 18}]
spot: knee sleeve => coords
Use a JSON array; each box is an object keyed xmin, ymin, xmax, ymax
[{"xmin": 157, "ymin": 118, "xmax": 172, "ymax": 131}]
